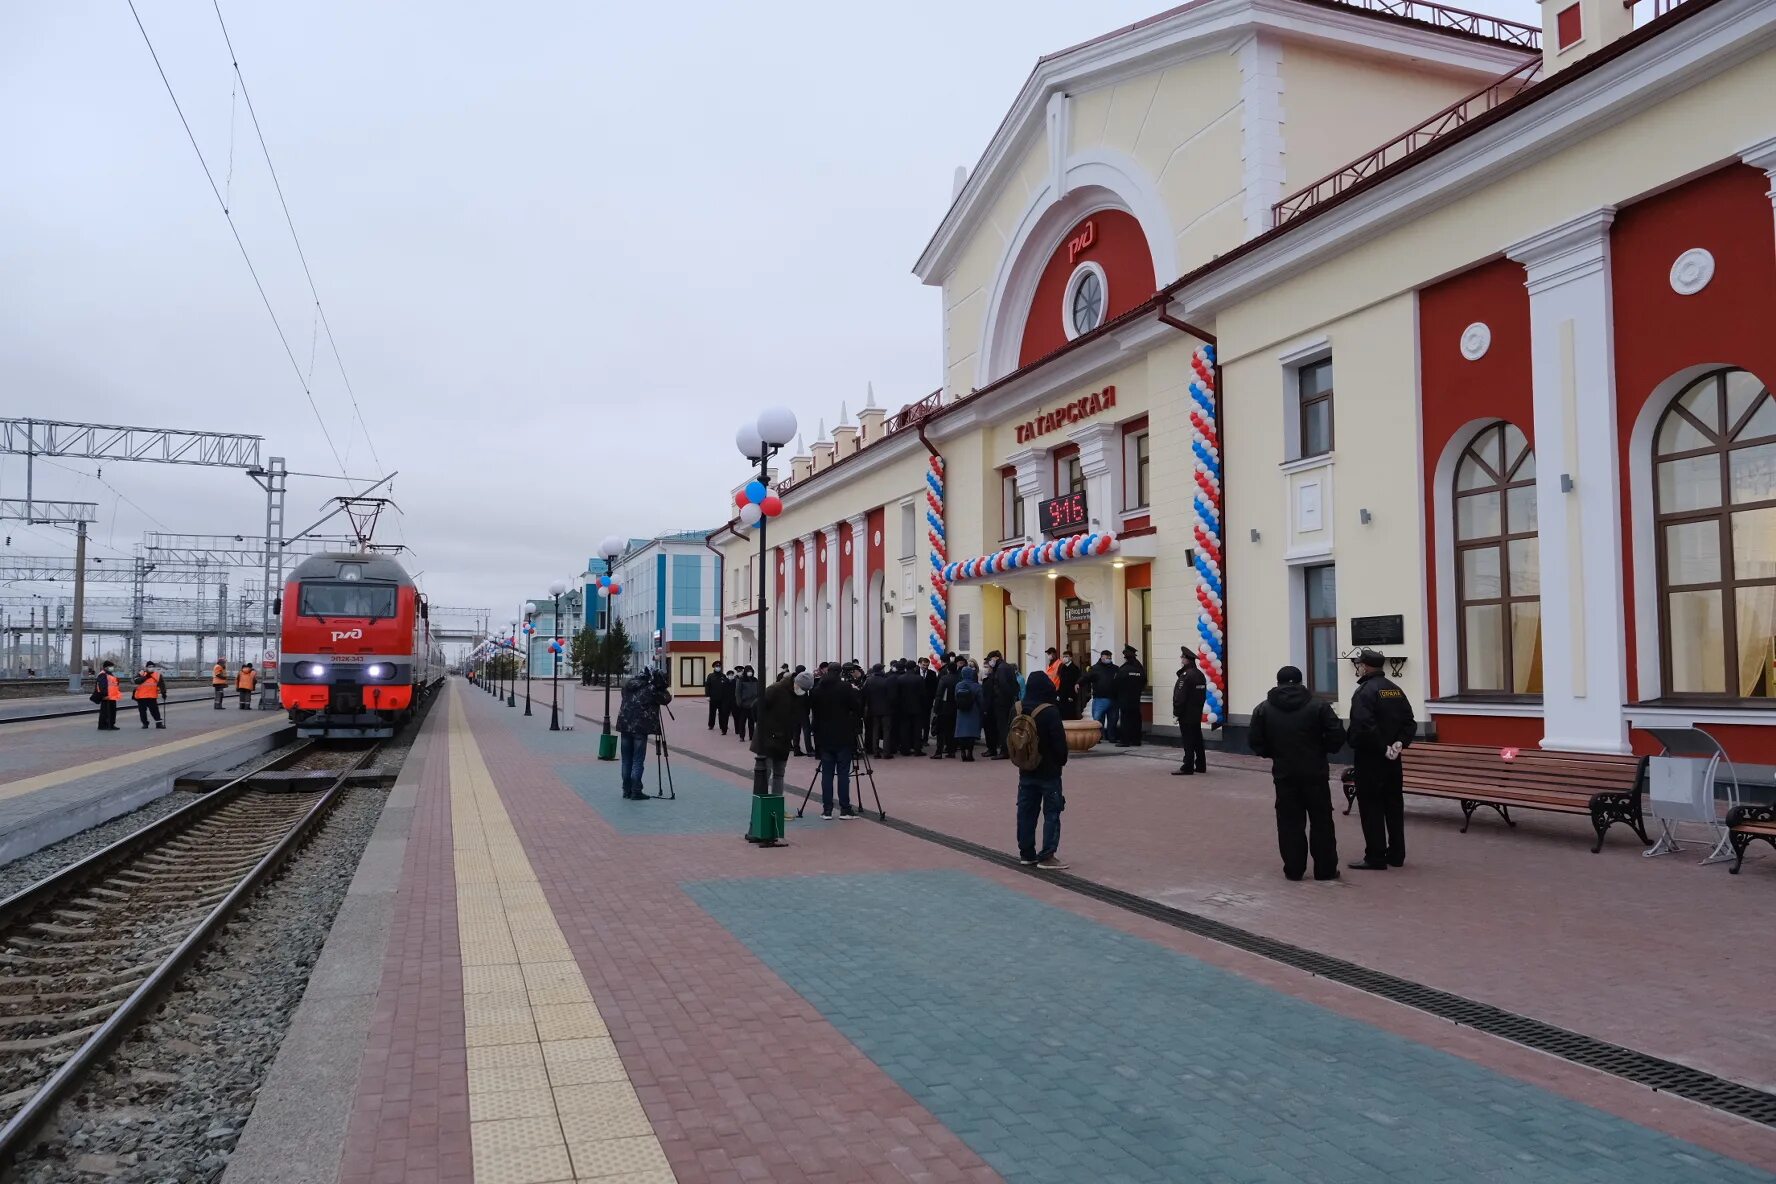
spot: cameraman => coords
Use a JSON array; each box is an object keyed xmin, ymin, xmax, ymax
[
  {"xmin": 811, "ymin": 663, "xmax": 865, "ymax": 819},
  {"xmin": 616, "ymin": 666, "xmax": 673, "ymax": 800}
]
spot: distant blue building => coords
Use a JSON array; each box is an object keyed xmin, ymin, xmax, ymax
[{"xmin": 608, "ymin": 530, "xmax": 723, "ymax": 694}]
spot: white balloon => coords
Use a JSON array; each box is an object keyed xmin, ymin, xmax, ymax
[
  {"xmin": 738, "ymin": 503, "xmax": 763, "ymax": 527},
  {"xmin": 735, "ymin": 422, "xmax": 764, "ymax": 460},
  {"xmin": 756, "ymin": 406, "xmax": 797, "ymax": 448},
  {"xmin": 598, "ymin": 534, "xmax": 625, "ymax": 560}
]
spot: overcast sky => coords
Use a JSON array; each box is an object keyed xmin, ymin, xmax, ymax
[{"xmin": 1, "ymin": 0, "xmax": 1539, "ymax": 654}]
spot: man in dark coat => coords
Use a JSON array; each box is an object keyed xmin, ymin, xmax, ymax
[
  {"xmin": 704, "ymin": 664, "xmax": 730, "ymax": 734},
  {"xmin": 616, "ymin": 668, "xmax": 673, "ymax": 800},
  {"xmin": 1114, "ymin": 645, "xmax": 1146, "ymax": 746},
  {"xmin": 810, "ymin": 665, "xmax": 865, "ymax": 817},
  {"xmin": 1014, "ymin": 670, "xmax": 1071, "ymax": 870},
  {"xmin": 1347, "ymin": 649, "xmax": 1417, "ymax": 870},
  {"xmin": 732, "ymin": 667, "xmax": 760, "ymax": 742},
  {"xmin": 1088, "ymin": 650, "xmax": 1119, "ymax": 740},
  {"xmin": 752, "ymin": 669, "xmax": 808, "ymax": 796},
  {"xmin": 918, "ymin": 657, "xmax": 939, "ymax": 748},
  {"xmin": 988, "ymin": 653, "xmax": 1021, "ymax": 760},
  {"xmin": 1056, "ymin": 652, "xmax": 1084, "ymax": 721},
  {"xmin": 863, "ymin": 664, "xmax": 896, "ymax": 758},
  {"xmin": 980, "ymin": 652, "xmax": 1001, "ymax": 757},
  {"xmin": 931, "ymin": 657, "xmax": 958, "ymax": 759},
  {"xmin": 893, "ymin": 660, "xmax": 925, "ymax": 756},
  {"xmin": 1171, "ymin": 647, "xmax": 1208, "ymax": 776},
  {"xmin": 1248, "ymin": 665, "xmax": 1346, "ymax": 880},
  {"xmin": 793, "ymin": 665, "xmax": 813, "ymax": 756}
]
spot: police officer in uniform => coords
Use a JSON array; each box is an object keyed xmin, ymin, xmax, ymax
[
  {"xmin": 1171, "ymin": 647, "xmax": 1208, "ymax": 776},
  {"xmin": 1347, "ymin": 649, "xmax": 1417, "ymax": 870}
]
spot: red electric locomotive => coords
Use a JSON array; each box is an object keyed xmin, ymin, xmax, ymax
[{"xmin": 277, "ymin": 551, "xmax": 442, "ymax": 739}]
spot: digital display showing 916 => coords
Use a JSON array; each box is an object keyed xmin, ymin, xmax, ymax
[{"xmin": 1038, "ymin": 491, "xmax": 1089, "ymax": 537}]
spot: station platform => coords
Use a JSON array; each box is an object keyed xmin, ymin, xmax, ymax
[
  {"xmin": 236, "ymin": 679, "xmax": 1776, "ymax": 1184},
  {"xmin": 0, "ymin": 701, "xmax": 288, "ymax": 863}
]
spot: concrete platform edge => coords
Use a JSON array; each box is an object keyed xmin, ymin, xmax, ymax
[
  {"xmin": 221, "ymin": 713, "xmax": 436, "ymax": 1184},
  {"xmin": 0, "ymin": 726, "xmax": 294, "ymax": 866}
]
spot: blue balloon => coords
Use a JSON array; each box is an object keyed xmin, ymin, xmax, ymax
[{"xmin": 744, "ymin": 480, "xmax": 768, "ymax": 504}]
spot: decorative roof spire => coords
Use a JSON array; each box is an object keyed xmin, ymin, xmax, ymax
[
  {"xmin": 865, "ymin": 382, "xmax": 878, "ymax": 410},
  {"xmin": 838, "ymin": 401, "xmax": 851, "ymax": 426},
  {"xmin": 816, "ymin": 418, "xmax": 829, "ymax": 443},
  {"xmin": 795, "ymin": 433, "xmax": 805, "ymax": 455}
]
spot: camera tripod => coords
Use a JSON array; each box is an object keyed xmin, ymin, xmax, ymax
[
  {"xmin": 794, "ymin": 743, "xmax": 886, "ymax": 821},
  {"xmin": 652, "ymin": 702, "xmax": 676, "ymax": 800}
]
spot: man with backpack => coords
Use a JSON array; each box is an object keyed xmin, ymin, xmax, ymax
[{"xmin": 1008, "ymin": 670, "xmax": 1070, "ymax": 870}]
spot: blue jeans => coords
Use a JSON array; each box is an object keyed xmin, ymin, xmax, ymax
[
  {"xmin": 1016, "ymin": 773, "xmax": 1064, "ymax": 861},
  {"xmin": 1091, "ymin": 697, "xmax": 1118, "ymax": 739},
  {"xmin": 619, "ymin": 733, "xmax": 648, "ymax": 790},
  {"xmin": 819, "ymin": 747, "xmax": 853, "ymax": 814}
]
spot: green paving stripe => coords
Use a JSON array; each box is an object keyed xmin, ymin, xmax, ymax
[
  {"xmin": 689, "ymin": 869, "xmax": 1774, "ymax": 1184},
  {"xmin": 675, "ymin": 744, "xmax": 1776, "ymax": 1130}
]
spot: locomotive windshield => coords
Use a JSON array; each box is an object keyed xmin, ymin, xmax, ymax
[{"xmin": 299, "ymin": 582, "xmax": 398, "ymax": 619}]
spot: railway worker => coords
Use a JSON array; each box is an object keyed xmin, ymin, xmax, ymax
[
  {"xmin": 236, "ymin": 663, "xmax": 258, "ymax": 710},
  {"xmin": 1247, "ymin": 665, "xmax": 1345, "ymax": 881},
  {"xmin": 132, "ymin": 661, "xmax": 166, "ymax": 730},
  {"xmin": 94, "ymin": 660, "xmax": 122, "ymax": 731},
  {"xmin": 1172, "ymin": 647, "xmax": 1208, "ymax": 777},
  {"xmin": 1347, "ymin": 649, "xmax": 1417, "ymax": 871},
  {"xmin": 212, "ymin": 659, "xmax": 228, "ymax": 710}
]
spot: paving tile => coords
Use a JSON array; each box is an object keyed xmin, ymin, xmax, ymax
[
  {"xmin": 471, "ymin": 1139, "xmax": 575, "ymax": 1184},
  {"xmin": 567, "ymin": 1134, "xmax": 674, "ymax": 1179},
  {"xmin": 471, "ymin": 1088, "xmax": 560, "ymax": 1123},
  {"xmin": 471, "ymin": 1114, "xmax": 569, "ymax": 1154}
]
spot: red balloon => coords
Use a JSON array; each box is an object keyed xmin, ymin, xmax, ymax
[
  {"xmin": 760, "ymin": 494, "xmax": 783, "ymax": 517},
  {"xmin": 734, "ymin": 489, "xmax": 749, "ymax": 509}
]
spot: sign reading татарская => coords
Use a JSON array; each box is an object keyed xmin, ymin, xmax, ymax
[{"xmin": 1015, "ymin": 386, "xmax": 1116, "ymax": 445}]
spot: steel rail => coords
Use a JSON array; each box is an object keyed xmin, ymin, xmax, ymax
[
  {"xmin": 0, "ymin": 693, "xmax": 228, "ymax": 726},
  {"xmin": 0, "ymin": 739, "xmax": 376, "ymax": 1168}
]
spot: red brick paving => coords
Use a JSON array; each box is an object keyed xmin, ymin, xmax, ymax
[{"xmin": 337, "ymin": 683, "xmax": 1776, "ymax": 1180}]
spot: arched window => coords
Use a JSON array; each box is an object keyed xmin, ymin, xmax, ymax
[
  {"xmin": 1454, "ymin": 422, "xmax": 1541, "ymax": 694},
  {"xmin": 1654, "ymin": 368, "xmax": 1776, "ymax": 697}
]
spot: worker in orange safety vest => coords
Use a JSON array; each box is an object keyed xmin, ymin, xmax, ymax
[
  {"xmin": 95, "ymin": 660, "xmax": 123, "ymax": 731},
  {"xmin": 133, "ymin": 662, "xmax": 166, "ymax": 730},
  {"xmin": 237, "ymin": 663, "xmax": 258, "ymax": 710},
  {"xmin": 212, "ymin": 659, "xmax": 228, "ymax": 709}
]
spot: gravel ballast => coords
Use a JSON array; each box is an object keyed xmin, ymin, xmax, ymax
[{"xmin": 7, "ymin": 781, "xmax": 392, "ymax": 1184}]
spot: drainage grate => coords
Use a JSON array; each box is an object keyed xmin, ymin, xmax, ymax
[{"xmin": 680, "ymin": 747, "xmax": 1776, "ymax": 1129}]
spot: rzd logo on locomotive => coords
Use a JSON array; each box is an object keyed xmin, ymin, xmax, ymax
[{"xmin": 331, "ymin": 628, "xmax": 364, "ymax": 643}]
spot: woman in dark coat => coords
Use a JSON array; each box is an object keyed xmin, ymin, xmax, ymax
[{"xmin": 950, "ymin": 664, "xmax": 984, "ymax": 761}]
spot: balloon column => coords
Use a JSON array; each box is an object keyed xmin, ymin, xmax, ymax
[
  {"xmin": 732, "ymin": 480, "xmax": 784, "ymax": 529},
  {"xmin": 1189, "ymin": 343, "xmax": 1226, "ymax": 729}
]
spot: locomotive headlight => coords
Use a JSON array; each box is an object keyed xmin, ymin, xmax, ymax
[
  {"xmin": 366, "ymin": 663, "xmax": 389, "ymax": 678},
  {"xmin": 302, "ymin": 663, "xmax": 327, "ymax": 679}
]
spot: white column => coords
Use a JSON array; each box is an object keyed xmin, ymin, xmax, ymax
[
  {"xmin": 797, "ymin": 532, "xmax": 817, "ymax": 669},
  {"xmin": 822, "ymin": 529, "xmax": 842, "ymax": 660},
  {"xmin": 1507, "ymin": 208, "xmax": 1629, "ymax": 753},
  {"xmin": 847, "ymin": 513, "xmax": 868, "ymax": 661},
  {"xmin": 1068, "ymin": 422, "xmax": 1124, "ymax": 533},
  {"xmin": 1741, "ymin": 136, "xmax": 1776, "ymax": 253},
  {"xmin": 1007, "ymin": 446, "xmax": 1053, "ymax": 541}
]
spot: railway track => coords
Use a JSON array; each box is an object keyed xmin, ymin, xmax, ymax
[{"xmin": 0, "ymin": 739, "xmax": 378, "ymax": 1168}]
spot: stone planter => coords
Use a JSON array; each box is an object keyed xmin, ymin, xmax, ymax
[{"xmin": 1062, "ymin": 719, "xmax": 1103, "ymax": 753}]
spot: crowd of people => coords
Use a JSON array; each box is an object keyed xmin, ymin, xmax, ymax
[{"xmin": 625, "ymin": 641, "xmax": 1418, "ymax": 883}]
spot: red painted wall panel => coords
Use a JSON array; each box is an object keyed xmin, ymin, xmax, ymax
[
  {"xmin": 1018, "ymin": 210, "xmax": 1156, "ymax": 367},
  {"xmin": 1428, "ymin": 713, "xmax": 1545, "ymax": 749},
  {"xmin": 837, "ymin": 521, "xmax": 854, "ymax": 587},
  {"xmin": 866, "ymin": 507, "xmax": 885, "ymax": 580},
  {"xmin": 814, "ymin": 530, "xmax": 827, "ymax": 592},
  {"xmin": 1611, "ymin": 165, "xmax": 1776, "ymax": 699},
  {"xmin": 1417, "ymin": 257, "xmax": 1534, "ymax": 688}
]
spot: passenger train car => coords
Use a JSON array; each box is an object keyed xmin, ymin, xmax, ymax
[{"xmin": 277, "ymin": 551, "xmax": 443, "ymax": 739}]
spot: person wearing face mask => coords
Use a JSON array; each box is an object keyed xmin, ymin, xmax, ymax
[{"xmin": 753, "ymin": 668, "xmax": 812, "ymax": 797}]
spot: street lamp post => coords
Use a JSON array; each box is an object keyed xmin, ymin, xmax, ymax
[
  {"xmin": 523, "ymin": 612, "xmax": 534, "ymax": 716},
  {"xmin": 737, "ymin": 407, "xmax": 797, "ymax": 846},
  {"xmin": 507, "ymin": 621, "xmax": 518, "ymax": 707},
  {"xmin": 596, "ymin": 536, "xmax": 625, "ymax": 762},
  {"xmin": 548, "ymin": 582, "xmax": 566, "ymax": 731}
]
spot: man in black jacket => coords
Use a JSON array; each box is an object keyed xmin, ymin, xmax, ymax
[
  {"xmin": 988, "ymin": 653, "xmax": 1021, "ymax": 760},
  {"xmin": 1014, "ymin": 670, "xmax": 1071, "ymax": 870},
  {"xmin": 863, "ymin": 664, "xmax": 896, "ymax": 758},
  {"xmin": 752, "ymin": 670, "xmax": 809, "ymax": 796},
  {"xmin": 1114, "ymin": 645, "xmax": 1146, "ymax": 746},
  {"xmin": 1248, "ymin": 666, "xmax": 1346, "ymax": 881},
  {"xmin": 1172, "ymin": 647, "xmax": 1208, "ymax": 776},
  {"xmin": 918, "ymin": 657, "xmax": 939, "ymax": 747},
  {"xmin": 894, "ymin": 660, "xmax": 925, "ymax": 756},
  {"xmin": 1056, "ymin": 652, "xmax": 1084, "ymax": 720},
  {"xmin": 1347, "ymin": 649, "xmax": 1417, "ymax": 870},
  {"xmin": 704, "ymin": 664, "xmax": 730, "ymax": 734},
  {"xmin": 810, "ymin": 665, "xmax": 865, "ymax": 818},
  {"xmin": 931, "ymin": 657, "xmax": 958, "ymax": 759}
]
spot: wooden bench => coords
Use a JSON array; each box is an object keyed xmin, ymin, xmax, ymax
[
  {"xmin": 1339, "ymin": 743, "xmax": 1649, "ymax": 852},
  {"xmin": 1726, "ymin": 804, "xmax": 1776, "ymax": 874}
]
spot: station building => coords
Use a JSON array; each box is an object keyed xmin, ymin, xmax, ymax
[
  {"xmin": 715, "ymin": 0, "xmax": 1776, "ymax": 758},
  {"xmin": 608, "ymin": 531, "xmax": 724, "ymax": 696}
]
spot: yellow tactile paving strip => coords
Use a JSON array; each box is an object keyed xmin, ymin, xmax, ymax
[
  {"xmin": 0, "ymin": 715, "xmax": 281, "ymax": 800},
  {"xmin": 447, "ymin": 688, "xmax": 678, "ymax": 1184}
]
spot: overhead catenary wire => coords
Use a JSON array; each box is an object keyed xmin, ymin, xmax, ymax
[
  {"xmin": 209, "ymin": 0, "xmax": 385, "ymax": 475},
  {"xmin": 124, "ymin": 0, "xmax": 349, "ymax": 478}
]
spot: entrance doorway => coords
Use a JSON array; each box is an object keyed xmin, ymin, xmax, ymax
[{"xmin": 1062, "ymin": 598, "xmax": 1092, "ymax": 664}]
